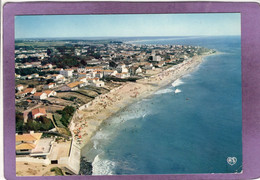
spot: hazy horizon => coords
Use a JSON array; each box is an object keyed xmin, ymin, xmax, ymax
[
  {"xmin": 15, "ymin": 35, "xmax": 240, "ymax": 41},
  {"xmin": 15, "ymin": 13, "xmax": 241, "ymax": 39}
]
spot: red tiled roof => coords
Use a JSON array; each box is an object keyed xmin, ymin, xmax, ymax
[
  {"xmin": 31, "ymin": 108, "xmax": 46, "ymax": 116},
  {"xmin": 34, "ymin": 92, "xmax": 45, "ymax": 97},
  {"xmin": 23, "ymin": 88, "xmax": 35, "ymax": 94}
]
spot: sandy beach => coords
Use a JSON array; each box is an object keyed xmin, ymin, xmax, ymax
[{"xmin": 70, "ymin": 53, "xmax": 216, "ymax": 150}]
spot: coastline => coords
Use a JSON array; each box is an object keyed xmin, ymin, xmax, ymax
[{"xmin": 69, "ymin": 52, "xmax": 218, "ymax": 174}]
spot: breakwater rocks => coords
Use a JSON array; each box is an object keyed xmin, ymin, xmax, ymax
[{"xmin": 79, "ymin": 157, "xmax": 93, "ymax": 175}]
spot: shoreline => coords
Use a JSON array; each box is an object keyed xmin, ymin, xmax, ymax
[{"xmin": 69, "ymin": 51, "xmax": 218, "ymax": 173}]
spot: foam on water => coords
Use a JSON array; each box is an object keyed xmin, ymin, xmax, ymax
[
  {"xmin": 154, "ymin": 88, "xmax": 174, "ymax": 95},
  {"xmin": 172, "ymin": 79, "xmax": 184, "ymax": 87},
  {"xmin": 175, "ymin": 89, "xmax": 182, "ymax": 93},
  {"xmin": 92, "ymin": 154, "xmax": 116, "ymax": 175}
]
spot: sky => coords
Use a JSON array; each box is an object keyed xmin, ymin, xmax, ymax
[{"xmin": 15, "ymin": 13, "xmax": 241, "ymax": 39}]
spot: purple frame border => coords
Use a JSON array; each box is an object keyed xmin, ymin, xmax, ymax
[{"xmin": 3, "ymin": 2, "xmax": 260, "ymax": 180}]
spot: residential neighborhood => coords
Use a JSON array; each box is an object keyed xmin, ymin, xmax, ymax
[{"xmin": 15, "ymin": 39, "xmax": 214, "ymax": 175}]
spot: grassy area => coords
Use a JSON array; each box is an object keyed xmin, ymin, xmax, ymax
[
  {"xmin": 76, "ymin": 89, "xmax": 98, "ymax": 98},
  {"xmin": 15, "ymin": 41, "xmax": 68, "ymax": 47},
  {"xmin": 50, "ymin": 167, "xmax": 64, "ymax": 176},
  {"xmin": 16, "ymin": 79, "xmax": 46, "ymax": 86},
  {"xmin": 53, "ymin": 113, "xmax": 72, "ymax": 136},
  {"xmin": 56, "ymin": 92, "xmax": 93, "ymax": 104},
  {"xmin": 53, "ymin": 113, "xmax": 65, "ymax": 128}
]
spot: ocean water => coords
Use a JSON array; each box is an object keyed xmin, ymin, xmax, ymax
[{"xmin": 81, "ymin": 36, "xmax": 242, "ymax": 175}]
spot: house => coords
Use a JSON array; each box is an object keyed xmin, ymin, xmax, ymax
[
  {"xmin": 78, "ymin": 77, "xmax": 87, "ymax": 83},
  {"xmin": 77, "ymin": 67, "xmax": 86, "ymax": 73},
  {"xmin": 94, "ymin": 71, "xmax": 104, "ymax": 79},
  {"xmin": 16, "ymin": 132, "xmax": 43, "ymax": 155},
  {"xmin": 116, "ymin": 72, "xmax": 130, "ymax": 79},
  {"xmin": 102, "ymin": 70, "xmax": 117, "ymax": 77},
  {"xmin": 136, "ymin": 67, "xmax": 142, "ymax": 74},
  {"xmin": 43, "ymin": 90, "xmax": 57, "ymax": 97},
  {"xmin": 51, "ymin": 74, "xmax": 64, "ymax": 81},
  {"xmin": 78, "ymin": 73, "xmax": 87, "ymax": 78},
  {"xmin": 15, "ymin": 74, "xmax": 21, "ymax": 79},
  {"xmin": 33, "ymin": 92, "xmax": 47, "ymax": 100},
  {"xmin": 60, "ymin": 69, "xmax": 74, "ymax": 78},
  {"xmin": 157, "ymin": 61, "xmax": 165, "ymax": 68},
  {"xmin": 87, "ymin": 77, "xmax": 99, "ymax": 84},
  {"xmin": 24, "ymin": 62, "xmax": 33, "ymax": 68},
  {"xmin": 16, "ymin": 84, "xmax": 24, "ymax": 92},
  {"xmin": 31, "ymin": 108, "xmax": 47, "ymax": 119},
  {"xmin": 32, "ymin": 73, "xmax": 39, "ymax": 78},
  {"xmin": 116, "ymin": 64, "xmax": 128, "ymax": 73},
  {"xmin": 144, "ymin": 63, "xmax": 155, "ymax": 70},
  {"xmin": 85, "ymin": 66, "xmax": 103, "ymax": 73},
  {"xmin": 60, "ymin": 81, "xmax": 84, "ymax": 91},
  {"xmin": 43, "ymin": 83, "xmax": 56, "ymax": 89},
  {"xmin": 153, "ymin": 55, "xmax": 162, "ymax": 62},
  {"xmin": 46, "ymin": 64, "xmax": 53, "ymax": 69},
  {"xmin": 22, "ymin": 88, "xmax": 36, "ymax": 95},
  {"xmin": 26, "ymin": 75, "xmax": 32, "ymax": 80},
  {"xmin": 129, "ymin": 66, "xmax": 142, "ymax": 75},
  {"xmin": 90, "ymin": 80, "xmax": 105, "ymax": 87},
  {"xmin": 31, "ymin": 62, "xmax": 41, "ymax": 68}
]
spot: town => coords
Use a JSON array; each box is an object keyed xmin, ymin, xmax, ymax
[{"xmin": 15, "ymin": 39, "xmax": 213, "ymax": 176}]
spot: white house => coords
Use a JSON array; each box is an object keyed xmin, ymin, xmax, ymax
[
  {"xmin": 144, "ymin": 63, "xmax": 155, "ymax": 70},
  {"xmin": 60, "ymin": 69, "xmax": 74, "ymax": 78},
  {"xmin": 157, "ymin": 61, "xmax": 165, "ymax": 67},
  {"xmin": 43, "ymin": 90, "xmax": 57, "ymax": 97},
  {"xmin": 87, "ymin": 77, "xmax": 99, "ymax": 84},
  {"xmin": 95, "ymin": 71, "xmax": 104, "ymax": 79},
  {"xmin": 102, "ymin": 70, "xmax": 117, "ymax": 77},
  {"xmin": 116, "ymin": 64, "xmax": 128, "ymax": 73},
  {"xmin": 116, "ymin": 72, "xmax": 130, "ymax": 79},
  {"xmin": 90, "ymin": 80, "xmax": 105, "ymax": 87},
  {"xmin": 16, "ymin": 84, "xmax": 24, "ymax": 92},
  {"xmin": 78, "ymin": 73, "xmax": 87, "ymax": 78},
  {"xmin": 32, "ymin": 73, "xmax": 39, "ymax": 78},
  {"xmin": 78, "ymin": 77, "xmax": 87, "ymax": 83},
  {"xmin": 153, "ymin": 55, "xmax": 162, "ymax": 62},
  {"xmin": 85, "ymin": 66, "xmax": 103, "ymax": 73},
  {"xmin": 22, "ymin": 88, "xmax": 36, "ymax": 95},
  {"xmin": 51, "ymin": 74, "xmax": 64, "ymax": 81},
  {"xmin": 31, "ymin": 108, "xmax": 47, "ymax": 119},
  {"xmin": 43, "ymin": 83, "xmax": 56, "ymax": 89},
  {"xmin": 135, "ymin": 67, "xmax": 142, "ymax": 74},
  {"xmin": 46, "ymin": 64, "xmax": 53, "ymax": 69},
  {"xmin": 26, "ymin": 75, "xmax": 32, "ymax": 79},
  {"xmin": 33, "ymin": 92, "xmax": 47, "ymax": 100}
]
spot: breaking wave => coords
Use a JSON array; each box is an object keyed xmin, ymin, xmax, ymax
[
  {"xmin": 154, "ymin": 88, "xmax": 174, "ymax": 95},
  {"xmin": 175, "ymin": 89, "xmax": 182, "ymax": 93},
  {"xmin": 92, "ymin": 154, "xmax": 116, "ymax": 175},
  {"xmin": 172, "ymin": 79, "xmax": 184, "ymax": 87}
]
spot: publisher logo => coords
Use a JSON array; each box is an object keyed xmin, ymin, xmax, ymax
[{"xmin": 227, "ymin": 157, "xmax": 237, "ymax": 166}]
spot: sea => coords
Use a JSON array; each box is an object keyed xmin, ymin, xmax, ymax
[{"xmin": 81, "ymin": 36, "xmax": 242, "ymax": 175}]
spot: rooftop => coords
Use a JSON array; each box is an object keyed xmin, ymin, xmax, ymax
[
  {"xmin": 16, "ymin": 133, "xmax": 42, "ymax": 142},
  {"xmin": 32, "ymin": 108, "xmax": 46, "ymax": 116}
]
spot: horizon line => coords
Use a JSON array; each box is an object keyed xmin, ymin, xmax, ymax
[{"xmin": 15, "ymin": 35, "xmax": 241, "ymax": 40}]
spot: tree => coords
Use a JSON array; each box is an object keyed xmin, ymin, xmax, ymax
[
  {"xmin": 46, "ymin": 79, "xmax": 54, "ymax": 84},
  {"xmin": 47, "ymin": 48, "xmax": 53, "ymax": 56},
  {"xmin": 109, "ymin": 61, "xmax": 117, "ymax": 68},
  {"xmin": 57, "ymin": 106, "xmax": 75, "ymax": 127},
  {"xmin": 16, "ymin": 111, "xmax": 24, "ymax": 132},
  {"xmin": 28, "ymin": 84, "xmax": 35, "ymax": 88}
]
